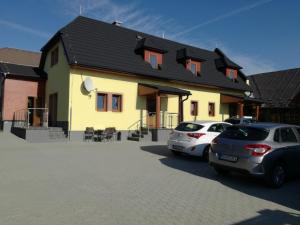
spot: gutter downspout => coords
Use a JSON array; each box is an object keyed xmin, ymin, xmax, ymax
[{"xmin": 179, "ymin": 94, "xmax": 190, "ymax": 123}]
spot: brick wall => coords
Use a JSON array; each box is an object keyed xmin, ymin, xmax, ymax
[{"xmin": 2, "ymin": 78, "xmax": 45, "ymax": 121}]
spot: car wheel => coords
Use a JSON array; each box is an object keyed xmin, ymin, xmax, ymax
[
  {"xmin": 171, "ymin": 150, "xmax": 181, "ymax": 156},
  {"xmin": 265, "ymin": 163, "xmax": 286, "ymax": 188},
  {"xmin": 214, "ymin": 166, "xmax": 229, "ymax": 175},
  {"xmin": 202, "ymin": 146, "xmax": 210, "ymax": 162}
]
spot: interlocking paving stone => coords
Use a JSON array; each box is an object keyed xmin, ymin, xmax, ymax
[{"xmin": 0, "ymin": 132, "xmax": 299, "ymax": 225}]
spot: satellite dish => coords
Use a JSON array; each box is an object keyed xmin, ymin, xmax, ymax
[
  {"xmin": 244, "ymin": 91, "xmax": 252, "ymax": 97},
  {"xmin": 83, "ymin": 78, "xmax": 94, "ymax": 92}
]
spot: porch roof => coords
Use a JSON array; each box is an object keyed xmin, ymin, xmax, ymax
[{"xmin": 138, "ymin": 83, "xmax": 191, "ymax": 96}]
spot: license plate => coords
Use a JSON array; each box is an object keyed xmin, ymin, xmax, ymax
[
  {"xmin": 219, "ymin": 154, "xmax": 238, "ymax": 162},
  {"xmin": 173, "ymin": 145, "xmax": 184, "ymax": 151}
]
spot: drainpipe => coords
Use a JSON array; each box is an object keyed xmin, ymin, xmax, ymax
[{"xmin": 179, "ymin": 94, "xmax": 190, "ymax": 123}]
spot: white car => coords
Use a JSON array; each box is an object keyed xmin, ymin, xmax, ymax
[{"xmin": 167, "ymin": 121, "xmax": 231, "ymax": 159}]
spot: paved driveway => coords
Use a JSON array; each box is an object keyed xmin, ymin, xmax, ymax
[{"xmin": 0, "ymin": 132, "xmax": 300, "ymax": 225}]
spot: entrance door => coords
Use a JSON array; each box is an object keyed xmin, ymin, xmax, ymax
[
  {"xmin": 146, "ymin": 96, "xmax": 156, "ymax": 128},
  {"xmin": 27, "ymin": 97, "xmax": 35, "ymax": 126},
  {"xmin": 49, "ymin": 93, "xmax": 58, "ymax": 127},
  {"xmin": 229, "ymin": 103, "xmax": 237, "ymax": 118},
  {"xmin": 27, "ymin": 97, "xmax": 43, "ymax": 127}
]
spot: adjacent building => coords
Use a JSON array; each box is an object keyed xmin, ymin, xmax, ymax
[
  {"xmin": 249, "ymin": 68, "xmax": 300, "ymax": 125},
  {"xmin": 0, "ymin": 48, "xmax": 46, "ymax": 131}
]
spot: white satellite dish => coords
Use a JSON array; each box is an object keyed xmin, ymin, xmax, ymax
[{"xmin": 83, "ymin": 77, "xmax": 94, "ymax": 92}]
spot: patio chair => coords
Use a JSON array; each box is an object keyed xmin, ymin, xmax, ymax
[
  {"xmin": 84, "ymin": 127, "xmax": 95, "ymax": 141},
  {"xmin": 94, "ymin": 129, "xmax": 104, "ymax": 142},
  {"xmin": 103, "ymin": 127, "xmax": 117, "ymax": 142}
]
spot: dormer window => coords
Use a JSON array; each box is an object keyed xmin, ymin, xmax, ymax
[
  {"xmin": 226, "ymin": 68, "xmax": 237, "ymax": 80},
  {"xmin": 150, "ymin": 54, "xmax": 158, "ymax": 69},
  {"xmin": 186, "ymin": 59, "xmax": 201, "ymax": 75},
  {"xmin": 190, "ymin": 62, "xmax": 197, "ymax": 75},
  {"xmin": 144, "ymin": 50, "xmax": 162, "ymax": 70}
]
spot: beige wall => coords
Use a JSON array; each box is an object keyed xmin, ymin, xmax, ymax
[
  {"xmin": 44, "ymin": 41, "xmax": 70, "ymax": 122},
  {"xmin": 68, "ymin": 68, "xmax": 235, "ymax": 131}
]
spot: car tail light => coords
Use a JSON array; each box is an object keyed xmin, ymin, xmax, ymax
[
  {"xmin": 187, "ymin": 133, "xmax": 205, "ymax": 139},
  {"xmin": 244, "ymin": 144, "xmax": 272, "ymax": 156}
]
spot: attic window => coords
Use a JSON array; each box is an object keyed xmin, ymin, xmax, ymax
[
  {"xmin": 51, "ymin": 47, "xmax": 59, "ymax": 67},
  {"xmin": 150, "ymin": 54, "xmax": 158, "ymax": 69},
  {"xmin": 144, "ymin": 50, "xmax": 162, "ymax": 69},
  {"xmin": 226, "ymin": 68, "xmax": 237, "ymax": 80},
  {"xmin": 186, "ymin": 59, "xmax": 201, "ymax": 75}
]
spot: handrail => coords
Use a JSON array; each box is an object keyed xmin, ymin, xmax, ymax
[
  {"xmin": 13, "ymin": 108, "xmax": 49, "ymax": 129},
  {"xmin": 127, "ymin": 112, "xmax": 179, "ymax": 138}
]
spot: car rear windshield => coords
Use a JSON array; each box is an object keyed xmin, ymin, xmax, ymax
[
  {"xmin": 225, "ymin": 119, "xmax": 240, "ymax": 124},
  {"xmin": 219, "ymin": 126, "xmax": 269, "ymax": 141},
  {"xmin": 175, "ymin": 123, "xmax": 204, "ymax": 132}
]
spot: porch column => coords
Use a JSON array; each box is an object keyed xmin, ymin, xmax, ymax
[
  {"xmin": 156, "ymin": 93, "xmax": 161, "ymax": 128},
  {"xmin": 255, "ymin": 105, "xmax": 260, "ymax": 120},
  {"xmin": 178, "ymin": 95, "xmax": 183, "ymax": 123},
  {"xmin": 238, "ymin": 103, "xmax": 244, "ymax": 118}
]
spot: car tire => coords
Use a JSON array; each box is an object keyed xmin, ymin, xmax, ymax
[
  {"xmin": 171, "ymin": 150, "xmax": 181, "ymax": 156},
  {"xmin": 214, "ymin": 166, "xmax": 229, "ymax": 175},
  {"xmin": 265, "ymin": 163, "xmax": 286, "ymax": 188},
  {"xmin": 202, "ymin": 145, "xmax": 210, "ymax": 162}
]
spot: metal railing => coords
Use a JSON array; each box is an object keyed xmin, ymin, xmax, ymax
[
  {"xmin": 127, "ymin": 112, "xmax": 179, "ymax": 138},
  {"xmin": 13, "ymin": 108, "xmax": 49, "ymax": 128}
]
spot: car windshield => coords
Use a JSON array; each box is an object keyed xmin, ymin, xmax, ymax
[
  {"xmin": 219, "ymin": 126, "xmax": 269, "ymax": 141},
  {"xmin": 175, "ymin": 123, "xmax": 203, "ymax": 132}
]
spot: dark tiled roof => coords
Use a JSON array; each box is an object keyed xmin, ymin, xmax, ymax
[
  {"xmin": 214, "ymin": 48, "xmax": 242, "ymax": 70},
  {"xmin": 0, "ymin": 62, "xmax": 46, "ymax": 79},
  {"xmin": 41, "ymin": 16, "xmax": 250, "ymax": 91},
  {"xmin": 0, "ymin": 48, "xmax": 41, "ymax": 67},
  {"xmin": 248, "ymin": 68, "xmax": 300, "ymax": 108}
]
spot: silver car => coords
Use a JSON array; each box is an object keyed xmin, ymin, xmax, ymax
[{"xmin": 209, "ymin": 123, "xmax": 300, "ymax": 188}]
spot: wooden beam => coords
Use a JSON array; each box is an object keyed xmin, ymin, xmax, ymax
[
  {"xmin": 238, "ymin": 103, "xmax": 244, "ymax": 117},
  {"xmin": 256, "ymin": 105, "xmax": 260, "ymax": 121},
  {"xmin": 156, "ymin": 93, "xmax": 161, "ymax": 128},
  {"xmin": 178, "ymin": 95, "xmax": 183, "ymax": 123}
]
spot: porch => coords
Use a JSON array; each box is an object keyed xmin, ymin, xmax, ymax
[
  {"xmin": 137, "ymin": 83, "xmax": 191, "ymax": 129},
  {"xmin": 220, "ymin": 93, "xmax": 261, "ymax": 119},
  {"xmin": 127, "ymin": 83, "xmax": 191, "ymax": 142},
  {"xmin": 11, "ymin": 108, "xmax": 67, "ymax": 142}
]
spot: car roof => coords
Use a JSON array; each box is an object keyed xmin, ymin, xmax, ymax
[
  {"xmin": 183, "ymin": 121, "xmax": 230, "ymax": 126},
  {"xmin": 235, "ymin": 122, "xmax": 297, "ymax": 129}
]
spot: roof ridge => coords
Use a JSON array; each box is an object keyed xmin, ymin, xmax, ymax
[
  {"xmin": 0, "ymin": 47, "xmax": 40, "ymax": 55},
  {"xmin": 289, "ymin": 69, "xmax": 300, "ymax": 102},
  {"xmin": 249, "ymin": 67, "xmax": 300, "ymax": 77},
  {"xmin": 0, "ymin": 61, "xmax": 36, "ymax": 68},
  {"xmin": 71, "ymin": 16, "xmax": 216, "ymax": 55}
]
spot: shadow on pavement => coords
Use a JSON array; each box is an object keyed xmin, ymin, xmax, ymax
[
  {"xmin": 231, "ymin": 209, "xmax": 300, "ymax": 225},
  {"xmin": 140, "ymin": 145, "xmax": 300, "ymax": 211}
]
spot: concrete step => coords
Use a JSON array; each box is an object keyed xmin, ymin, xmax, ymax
[
  {"xmin": 127, "ymin": 136, "xmax": 140, "ymax": 141},
  {"xmin": 131, "ymin": 133, "xmax": 144, "ymax": 138}
]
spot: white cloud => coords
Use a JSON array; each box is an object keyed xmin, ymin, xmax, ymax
[
  {"xmin": 171, "ymin": 0, "xmax": 273, "ymax": 39},
  {"xmin": 0, "ymin": 18, "xmax": 50, "ymax": 38},
  {"xmin": 232, "ymin": 53, "xmax": 276, "ymax": 75},
  {"xmin": 218, "ymin": 45, "xmax": 276, "ymax": 75},
  {"xmin": 59, "ymin": 0, "xmax": 184, "ymax": 40}
]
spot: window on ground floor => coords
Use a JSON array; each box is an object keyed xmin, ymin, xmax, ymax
[
  {"xmin": 191, "ymin": 101, "xmax": 198, "ymax": 116},
  {"xmin": 97, "ymin": 93, "xmax": 107, "ymax": 111},
  {"xmin": 208, "ymin": 102, "xmax": 215, "ymax": 117},
  {"xmin": 112, "ymin": 94, "xmax": 122, "ymax": 112}
]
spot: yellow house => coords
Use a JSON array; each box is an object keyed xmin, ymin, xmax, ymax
[{"xmin": 40, "ymin": 16, "xmax": 252, "ymax": 141}]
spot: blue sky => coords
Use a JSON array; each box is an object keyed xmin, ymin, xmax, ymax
[{"xmin": 0, "ymin": 0, "xmax": 299, "ymax": 75}]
